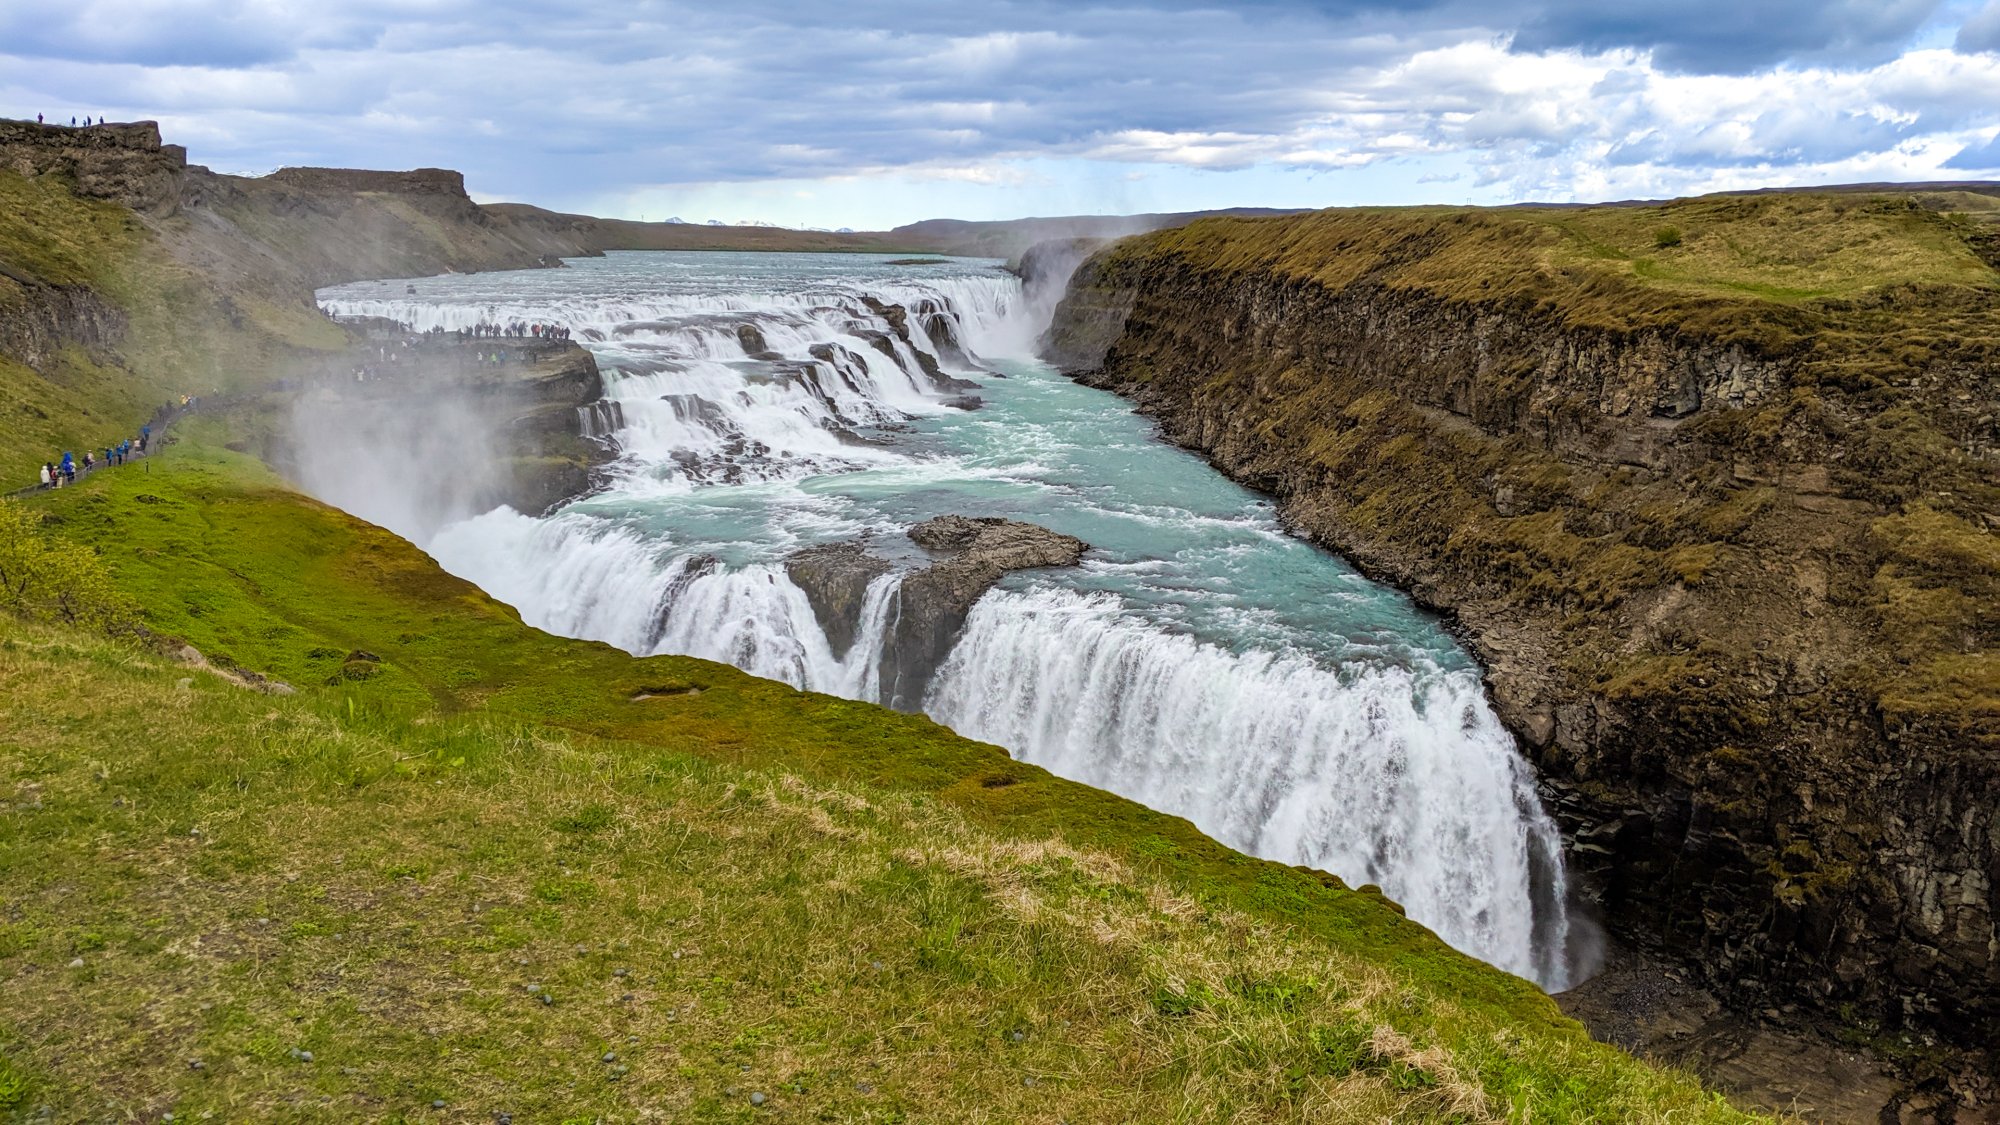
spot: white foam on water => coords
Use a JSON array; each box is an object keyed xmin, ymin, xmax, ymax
[{"xmin": 928, "ymin": 586, "xmax": 1574, "ymax": 986}]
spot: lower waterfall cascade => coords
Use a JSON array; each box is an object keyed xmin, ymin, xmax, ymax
[{"xmin": 316, "ymin": 251, "xmax": 1590, "ymax": 989}]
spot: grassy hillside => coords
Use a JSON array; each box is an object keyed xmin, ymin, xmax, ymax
[
  {"xmin": 1140, "ymin": 192, "xmax": 2000, "ymax": 346},
  {"xmin": 0, "ymin": 435, "xmax": 1759, "ymax": 1122},
  {"xmin": 0, "ymin": 170, "xmax": 346, "ymax": 486}
]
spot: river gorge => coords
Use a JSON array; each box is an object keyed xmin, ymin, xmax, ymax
[{"xmin": 317, "ymin": 250, "xmax": 1591, "ymax": 991}]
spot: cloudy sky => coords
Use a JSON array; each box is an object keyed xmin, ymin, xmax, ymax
[{"xmin": 7, "ymin": 0, "xmax": 2000, "ymax": 228}]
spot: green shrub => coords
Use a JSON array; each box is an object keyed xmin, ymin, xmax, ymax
[
  {"xmin": 0, "ymin": 500, "xmax": 135, "ymax": 631},
  {"xmin": 0, "ymin": 1054, "xmax": 32, "ymax": 1111},
  {"xmin": 1653, "ymin": 225, "xmax": 1684, "ymax": 248}
]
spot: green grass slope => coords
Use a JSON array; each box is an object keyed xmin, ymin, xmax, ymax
[
  {"xmin": 0, "ymin": 435, "xmax": 1757, "ymax": 1122},
  {"xmin": 0, "ymin": 170, "xmax": 347, "ymax": 486}
]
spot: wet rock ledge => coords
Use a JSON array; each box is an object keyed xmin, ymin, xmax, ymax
[{"xmin": 788, "ymin": 515, "xmax": 1087, "ymax": 710}]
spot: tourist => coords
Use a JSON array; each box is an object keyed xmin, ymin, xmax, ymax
[{"xmin": 38, "ymin": 463, "xmax": 51, "ymax": 489}]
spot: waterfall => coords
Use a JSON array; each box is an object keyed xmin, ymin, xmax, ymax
[
  {"xmin": 427, "ymin": 507, "xmax": 902, "ymax": 697},
  {"xmin": 927, "ymin": 586, "xmax": 1573, "ymax": 987},
  {"xmin": 320, "ymin": 273, "xmax": 1027, "ymax": 490},
  {"xmin": 317, "ymin": 254, "xmax": 1585, "ymax": 991}
]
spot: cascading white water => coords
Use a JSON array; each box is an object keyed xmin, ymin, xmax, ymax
[
  {"xmin": 320, "ymin": 267, "xmax": 1024, "ymax": 489},
  {"xmin": 928, "ymin": 587, "xmax": 1572, "ymax": 986},
  {"xmin": 426, "ymin": 507, "xmax": 903, "ymax": 697},
  {"xmin": 315, "ymin": 251, "xmax": 1587, "ymax": 990}
]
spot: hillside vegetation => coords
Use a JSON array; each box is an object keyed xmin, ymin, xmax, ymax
[
  {"xmin": 0, "ymin": 168, "xmax": 346, "ymax": 485},
  {"xmin": 0, "ymin": 440, "xmax": 1755, "ymax": 1122}
]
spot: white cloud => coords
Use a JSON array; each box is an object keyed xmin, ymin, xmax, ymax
[{"xmin": 4, "ymin": 0, "xmax": 1997, "ymax": 224}]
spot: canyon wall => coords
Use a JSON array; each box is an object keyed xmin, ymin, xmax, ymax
[
  {"xmin": 1042, "ymin": 202, "xmax": 2000, "ymax": 1085},
  {"xmin": 0, "ymin": 119, "xmax": 606, "ymax": 500}
]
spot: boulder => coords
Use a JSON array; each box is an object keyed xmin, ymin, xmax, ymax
[
  {"xmin": 736, "ymin": 323, "xmax": 783, "ymax": 361},
  {"xmin": 783, "ymin": 515, "xmax": 1088, "ymax": 711},
  {"xmin": 889, "ymin": 517, "xmax": 1086, "ymax": 710},
  {"xmin": 785, "ymin": 543, "xmax": 891, "ymax": 659}
]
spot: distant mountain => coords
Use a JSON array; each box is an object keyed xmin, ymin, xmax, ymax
[
  {"xmin": 478, "ymin": 202, "xmax": 1313, "ymax": 258},
  {"xmin": 883, "ymin": 207, "xmax": 1308, "ymax": 259}
]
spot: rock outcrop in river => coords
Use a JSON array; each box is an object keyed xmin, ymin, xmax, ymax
[
  {"xmin": 1042, "ymin": 196, "xmax": 2000, "ymax": 1105},
  {"xmin": 788, "ymin": 516, "xmax": 1088, "ymax": 710},
  {"xmin": 234, "ymin": 332, "xmax": 615, "ymax": 535}
]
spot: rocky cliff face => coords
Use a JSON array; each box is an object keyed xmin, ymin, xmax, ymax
[
  {"xmin": 0, "ymin": 120, "xmax": 188, "ymax": 214},
  {"xmin": 268, "ymin": 335, "xmax": 613, "ymax": 520},
  {"xmin": 0, "ymin": 269, "xmax": 124, "ymax": 374},
  {"xmin": 0, "ymin": 117, "xmax": 608, "ymax": 486},
  {"xmin": 1044, "ymin": 205, "xmax": 1999, "ymax": 1097},
  {"xmin": 172, "ymin": 165, "xmax": 594, "ymax": 294}
]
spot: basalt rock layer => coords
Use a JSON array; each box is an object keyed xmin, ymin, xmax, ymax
[
  {"xmin": 787, "ymin": 516, "xmax": 1088, "ymax": 710},
  {"xmin": 0, "ymin": 119, "xmax": 189, "ymax": 214},
  {"xmin": 1045, "ymin": 195, "xmax": 2000, "ymax": 1088}
]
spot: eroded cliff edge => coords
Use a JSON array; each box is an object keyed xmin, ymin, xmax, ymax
[
  {"xmin": 0, "ymin": 119, "xmax": 610, "ymax": 507},
  {"xmin": 1043, "ymin": 195, "xmax": 2000, "ymax": 1087}
]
